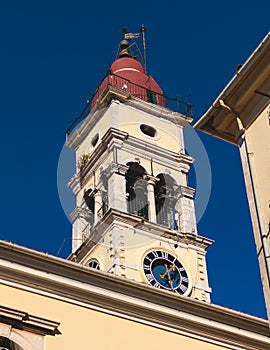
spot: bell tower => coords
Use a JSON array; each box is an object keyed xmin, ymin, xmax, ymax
[{"xmin": 66, "ymin": 28, "xmax": 213, "ymax": 302}]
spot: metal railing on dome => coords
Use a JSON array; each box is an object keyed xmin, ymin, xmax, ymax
[
  {"xmin": 66, "ymin": 72, "xmax": 193, "ymax": 138},
  {"xmin": 90, "ymin": 72, "xmax": 166, "ymax": 109}
]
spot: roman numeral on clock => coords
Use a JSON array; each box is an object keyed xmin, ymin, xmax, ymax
[
  {"xmin": 161, "ymin": 251, "xmax": 168, "ymax": 259},
  {"xmin": 179, "ymin": 284, "xmax": 188, "ymax": 293},
  {"xmin": 145, "ymin": 273, "xmax": 154, "ymax": 282},
  {"xmin": 143, "ymin": 264, "xmax": 150, "ymax": 270},
  {"xmin": 152, "ymin": 251, "xmax": 158, "ymax": 258}
]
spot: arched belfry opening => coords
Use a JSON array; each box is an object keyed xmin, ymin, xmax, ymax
[
  {"xmin": 155, "ymin": 174, "xmax": 178, "ymax": 229},
  {"xmin": 82, "ymin": 186, "xmax": 108, "ymax": 232},
  {"xmin": 125, "ymin": 162, "xmax": 148, "ymax": 220},
  {"xmin": 83, "ymin": 189, "xmax": 95, "ymax": 214}
]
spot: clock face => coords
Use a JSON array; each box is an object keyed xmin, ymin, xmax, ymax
[{"xmin": 143, "ymin": 250, "xmax": 189, "ymax": 295}]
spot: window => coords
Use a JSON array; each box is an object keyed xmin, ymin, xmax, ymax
[
  {"xmin": 83, "ymin": 189, "xmax": 95, "ymax": 226},
  {"xmin": 88, "ymin": 259, "xmax": 100, "ymax": 270},
  {"xmin": 126, "ymin": 162, "xmax": 148, "ymax": 220},
  {"xmin": 91, "ymin": 133, "xmax": 99, "ymax": 147},
  {"xmin": 146, "ymin": 89, "xmax": 157, "ymax": 104},
  {"xmin": 155, "ymin": 174, "xmax": 178, "ymax": 229},
  {"xmin": 139, "ymin": 124, "xmax": 157, "ymax": 138}
]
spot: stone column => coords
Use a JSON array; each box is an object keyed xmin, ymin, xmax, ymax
[
  {"xmin": 145, "ymin": 175, "xmax": 159, "ymax": 223},
  {"xmin": 94, "ymin": 189, "xmax": 103, "ymax": 224},
  {"xmin": 106, "ymin": 163, "xmax": 129, "ymax": 212}
]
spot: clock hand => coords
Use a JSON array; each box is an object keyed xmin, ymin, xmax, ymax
[
  {"xmin": 159, "ymin": 264, "xmax": 169, "ymax": 279},
  {"xmin": 159, "ymin": 264, "xmax": 176, "ymax": 279},
  {"xmin": 160, "ymin": 264, "xmax": 175, "ymax": 291},
  {"xmin": 166, "ymin": 269, "xmax": 175, "ymax": 291}
]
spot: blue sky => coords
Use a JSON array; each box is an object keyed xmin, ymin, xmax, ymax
[{"xmin": 0, "ymin": 1, "xmax": 268, "ymax": 318}]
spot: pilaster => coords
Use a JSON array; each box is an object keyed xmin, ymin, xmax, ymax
[
  {"xmin": 106, "ymin": 163, "xmax": 129, "ymax": 212},
  {"xmin": 108, "ymin": 225, "xmax": 125, "ymax": 276},
  {"xmin": 70, "ymin": 207, "xmax": 91, "ymax": 252},
  {"xmin": 176, "ymin": 185, "xmax": 197, "ymax": 234}
]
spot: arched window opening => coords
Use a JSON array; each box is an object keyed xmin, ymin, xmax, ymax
[
  {"xmin": 88, "ymin": 259, "xmax": 100, "ymax": 270},
  {"xmin": 83, "ymin": 188, "xmax": 95, "ymax": 231},
  {"xmin": 155, "ymin": 174, "xmax": 178, "ymax": 230},
  {"xmin": 0, "ymin": 337, "xmax": 23, "ymax": 350},
  {"xmin": 126, "ymin": 162, "xmax": 148, "ymax": 220},
  {"xmin": 99, "ymin": 171, "xmax": 109, "ymax": 217},
  {"xmin": 91, "ymin": 133, "xmax": 99, "ymax": 147},
  {"xmin": 101, "ymin": 191, "xmax": 108, "ymax": 216}
]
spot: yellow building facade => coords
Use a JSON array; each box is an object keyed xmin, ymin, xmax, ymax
[
  {"xmin": 194, "ymin": 32, "xmax": 270, "ymax": 323},
  {"xmin": 1, "ymin": 30, "xmax": 270, "ymax": 349},
  {"xmin": 0, "ymin": 241, "xmax": 270, "ymax": 350}
]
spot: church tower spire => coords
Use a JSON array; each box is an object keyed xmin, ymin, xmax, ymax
[{"xmin": 66, "ymin": 28, "xmax": 213, "ymax": 302}]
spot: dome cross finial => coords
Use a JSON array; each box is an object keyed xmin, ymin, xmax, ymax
[{"xmin": 117, "ymin": 26, "xmax": 145, "ymax": 67}]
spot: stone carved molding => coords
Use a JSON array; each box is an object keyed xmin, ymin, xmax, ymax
[
  {"xmin": 67, "ymin": 173, "xmax": 81, "ymax": 195},
  {"xmin": 143, "ymin": 174, "xmax": 160, "ymax": 186},
  {"xmin": 176, "ymin": 185, "xmax": 196, "ymax": 199},
  {"xmin": 78, "ymin": 128, "xmax": 194, "ymax": 186},
  {"xmin": 105, "ymin": 163, "xmax": 129, "ymax": 178},
  {"xmin": 0, "ymin": 305, "xmax": 60, "ymax": 336},
  {"xmin": 0, "ymin": 240, "xmax": 269, "ymax": 350}
]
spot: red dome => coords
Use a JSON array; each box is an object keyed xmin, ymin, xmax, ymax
[
  {"xmin": 110, "ymin": 57, "xmax": 163, "ymax": 95},
  {"xmin": 91, "ymin": 56, "xmax": 164, "ymax": 110},
  {"xmin": 111, "ymin": 57, "xmax": 145, "ymax": 74}
]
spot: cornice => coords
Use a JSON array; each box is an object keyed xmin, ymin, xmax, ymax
[
  {"xmin": 67, "ymin": 173, "xmax": 81, "ymax": 195},
  {"xmin": 177, "ymin": 185, "xmax": 196, "ymax": 199},
  {"xmin": 79, "ymin": 128, "xmax": 194, "ymax": 185},
  {"xmin": 0, "ymin": 240, "xmax": 269, "ymax": 349},
  {"xmin": 71, "ymin": 209, "xmax": 213, "ymax": 258},
  {"xmin": 79, "ymin": 128, "xmax": 128, "ymax": 185},
  {"xmin": 104, "ymin": 162, "xmax": 129, "ymax": 177},
  {"xmin": 123, "ymin": 132, "xmax": 194, "ymax": 167},
  {"xmin": 94, "ymin": 85, "xmax": 193, "ymax": 126},
  {"xmin": 66, "ymin": 86, "xmax": 193, "ymax": 150},
  {"xmin": 194, "ymin": 32, "xmax": 270, "ymax": 144},
  {"xmin": 0, "ymin": 305, "xmax": 60, "ymax": 336},
  {"xmin": 66, "ymin": 107, "xmax": 107, "ymax": 150}
]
